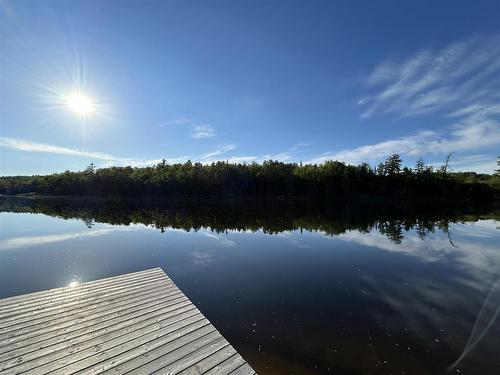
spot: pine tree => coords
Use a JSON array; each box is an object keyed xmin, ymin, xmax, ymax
[
  {"xmin": 384, "ymin": 154, "xmax": 402, "ymax": 176},
  {"xmin": 415, "ymin": 158, "xmax": 426, "ymax": 175},
  {"xmin": 376, "ymin": 162, "xmax": 385, "ymax": 176},
  {"xmin": 84, "ymin": 163, "xmax": 95, "ymax": 174}
]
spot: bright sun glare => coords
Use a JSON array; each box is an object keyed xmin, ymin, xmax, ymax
[
  {"xmin": 68, "ymin": 280, "xmax": 80, "ymax": 288},
  {"xmin": 65, "ymin": 92, "xmax": 94, "ymax": 117}
]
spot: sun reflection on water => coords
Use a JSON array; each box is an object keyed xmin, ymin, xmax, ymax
[{"xmin": 68, "ymin": 280, "xmax": 81, "ymax": 288}]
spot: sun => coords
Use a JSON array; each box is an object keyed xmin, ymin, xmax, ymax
[{"xmin": 65, "ymin": 91, "xmax": 94, "ymax": 117}]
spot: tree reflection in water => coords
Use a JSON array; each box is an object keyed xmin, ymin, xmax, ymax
[{"xmin": 1, "ymin": 197, "xmax": 496, "ymax": 244}]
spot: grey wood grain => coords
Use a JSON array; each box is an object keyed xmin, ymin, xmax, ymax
[
  {"xmin": 0, "ymin": 268, "xmax": 163, "ymax": 308},
  {"xmin": 0, "ymin": 268, "xmax": 256, "ymax": 375}
]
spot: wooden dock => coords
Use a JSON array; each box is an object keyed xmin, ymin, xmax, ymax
[{"xmin": 0, "ymin": 268, "xmax": 256, "ymax": 374}]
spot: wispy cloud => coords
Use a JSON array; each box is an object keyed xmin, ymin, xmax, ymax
[
  {"xmin": 200, "ymin": 144, "xmax": 237, "ymax": 162},
  {"xmin": 0, "ymin": 136, "xmax": 189, "ymax": 168},
  {"xmin": 190, "ymin": 251, "xmax": 216, "ymax": 266},
  {"xmin": 0, "ymin": 136, "xmax": 240, "ymax": 169},
  {"xmin": 307, "ymin": 108, "xmax": 500, "ymax": 166},
  {"xmin": 360, "ymin": 36, "xmax": 500, "ymax": 118},
  {"xmin": 309, "ymin": 36, "xmax": 500, "ymax": 172},
  {"xmin": 0, "ymin": 137, "xmax": 116, "ymax": 160},
  {"xmin": 277, "ymin": 231, "xmax": 312, "ymax": 248},
  {"xmin": 0, "ymin": 136, "xmax": 310, "ymax": 171},
  {"xmin": 100, "ymin": 156, "xmax": 191, "ymax": 168},
  {"xmin": 192, "ymin": 124, "xmax": 216, "ymax": 139},
  {"xmin": 0, "ymin": 228, "xmax": 122, "ymax": 250},
  {"xmin": 439, "ymin": 154, "xmax": 498, "ymax": 174},
  {"xmin": 158, "ymin": 117, "xmax": 216, "ymax": 139},
  {"xmin": 340, "ymin": 221, "xmax": 500, "ymax": 364},
  {"xmin": 193, "ymin": 142, "xmax": 309, "ymax": 164},
  {"xmin": 338, "ymin": 220, "xmax": 500, "ymax": 282},
  {"xmin": 227, "ymin": 143, "xmax": 310, "ymax": 164},
  {"xmin": 199, "ymin": 230, "xmax": 235, "ymax": 247}
]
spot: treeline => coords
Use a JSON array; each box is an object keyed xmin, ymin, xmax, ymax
[
  {"xmin": 1, "ymin": 155, "xmax": 499, "ymax": 202},
  {"xmin": 1, "ymin": 197, "xmax": 497, "ymax": 243}
]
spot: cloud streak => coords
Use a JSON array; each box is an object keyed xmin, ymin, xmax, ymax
[
  {"xmin": 307, "ymin": 107, "xmax": 500, "ymax": 166},
  {"xmin": 0, "ymin": 136, "xmax": 189, "ymax": 168},
  {"xmin": 200, "ymin": 144, "xmax": 237, "ymax": 162},
  {"xmin": 0, "ymin": 228, "xmax": 120, "ymax": 250},
  {"xmin": 158, "ymin": 118, "xmax": 216, "ymax": 139},
  {"xmin": 0, "ymin": 136, "xmax": 241, "ymax": 169},
  {"xmin": 309, "ymin": 36, "xmax": 500, "ymax": 171},
  {"xmin": 192, "ymin": 124, "xmax": 216, "ymax": 139},
  {"xmin": 0, "ymin": 137, "xmax": 116, "ymax": 161},
  {"xmin": 226, "ymin": 143, "xmax": 310, "ymax": 164},
  {"xmin": 198, "ymin": 143, "xmax": 310, "ymax": 165},
  {"xmin": 361, "ymin": 36, "xmax": 500, "ymax": 118}
]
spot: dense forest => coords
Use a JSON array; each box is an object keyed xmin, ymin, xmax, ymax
[{"xmin": 1, "ymin": 155, "xmax": 499, "ymax": 203}]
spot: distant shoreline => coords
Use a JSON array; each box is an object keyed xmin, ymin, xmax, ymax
[
  {"xmin": 1, "ymin": 159, "xmax": 498, "ymax": 205},
  {"xmin": 1, "ymin": 193, "xmax": 498, "ymax": 213}
]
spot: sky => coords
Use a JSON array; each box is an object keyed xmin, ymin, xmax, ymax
[{"xmin": 1, "ymin": 0, "xmax": 500, "ymax": 175}]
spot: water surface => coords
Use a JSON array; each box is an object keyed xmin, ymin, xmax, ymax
[{"xmin": 0, "ymin": 198, "xmax": 499, "ymax": 374}]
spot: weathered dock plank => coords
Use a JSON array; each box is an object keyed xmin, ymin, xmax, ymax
[{"xmin": 0, "ymin": 268, "xmax": 256, "ymax": 374}]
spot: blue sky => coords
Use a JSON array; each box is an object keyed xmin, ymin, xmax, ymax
[{"xmin": 1, "ymin": 0, "xmax": 499, "ymax": 175}]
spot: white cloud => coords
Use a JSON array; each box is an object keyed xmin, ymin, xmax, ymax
[
  {"xmin": 190, "ymin": 251, "xmax": 215, "ymax": 266},
  {"xmin": 0, "ymin": 137, "xmax": 116, "ymax": 161},
  {"xmin": 0, "ymin": 228, "xmax": 121, "ymax": 250},
  {"xmin": 277, "ymin": 231, "xmax": 312, "ymax": 248},
  {"xmin": 445, "ymin": 154, "xmax": 499, "ymax": 174},
  {"xmin": 322, "ymin": 219, "xmax": 500, "ymax": 307},
  {"xmin": 158, "ymin": 118, "xmax": 216, "ymax": 139},
  {"xmin": 1, "ymin": 136, "xmax": 312, "ymax": 170},
  {"xmin": 225, "ymin": 143, "xmax": 310, "ymax": 164},
  {"xmin": 199, "ymin": 144, "xmax": 237, "ymax": 162},
  {"xmin": 156, "ymin": 118, "xmax": 191, "ymax": 128},
  {"xmin": 360, "ymin": 36, "xmax": 500, "ymax": 118},
  {"xmin": 307, "ymin": 114, "xmax": 500, "ymax": 168},
  {"xmin": 191, "ymin": 124, "xmax": 216, "ymax": 139},
  {"xmin": 160, "ymin": 227, "xmax": 236, "ymax": 247},
  {"xmin": 198, "ymin": 143, "xmax": 310, "ymax": 164},
  {"xmin": 199, "ymin": 230, "xmax": 235, "ymax": 247},
  {"xmin": 100, "ymin": 156, "xmax": 191, "ymax": 168},
  {"xmin": 0, "ymin": 136, "xmax": 189, "ymax": 168},
  {"xmin": 308, "ymin": 36, "xmax": 500, "ymax": 172}
]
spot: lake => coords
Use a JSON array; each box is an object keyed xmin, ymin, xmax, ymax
[{"xmin": 0, "ymin": 197, "xmax": 499, "ymax": 374}]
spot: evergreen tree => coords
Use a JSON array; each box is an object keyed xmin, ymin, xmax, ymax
[
  {"xmin": 384, "ymin": 154, "xmax": 402, "ymax": 176},
  {"xmin": 376, "ymin": 163, "xmax": 385, "ymax": 176},
  {"xmin": 415, "ymin": 158, "xmax": 426, "ymax": 175},
  {"xmin": 84, "ymin": 163, "xmax": 95, "ymax": 174}
]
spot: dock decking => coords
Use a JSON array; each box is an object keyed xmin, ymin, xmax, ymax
[{"xmin": 0, "ymin": 268, "xmax": 256, "ymax": 374}]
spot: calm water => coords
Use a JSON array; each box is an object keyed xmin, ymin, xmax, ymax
[{"xmin": 0, "ymin": 197, "xmax": 499, "ymax": 374}]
